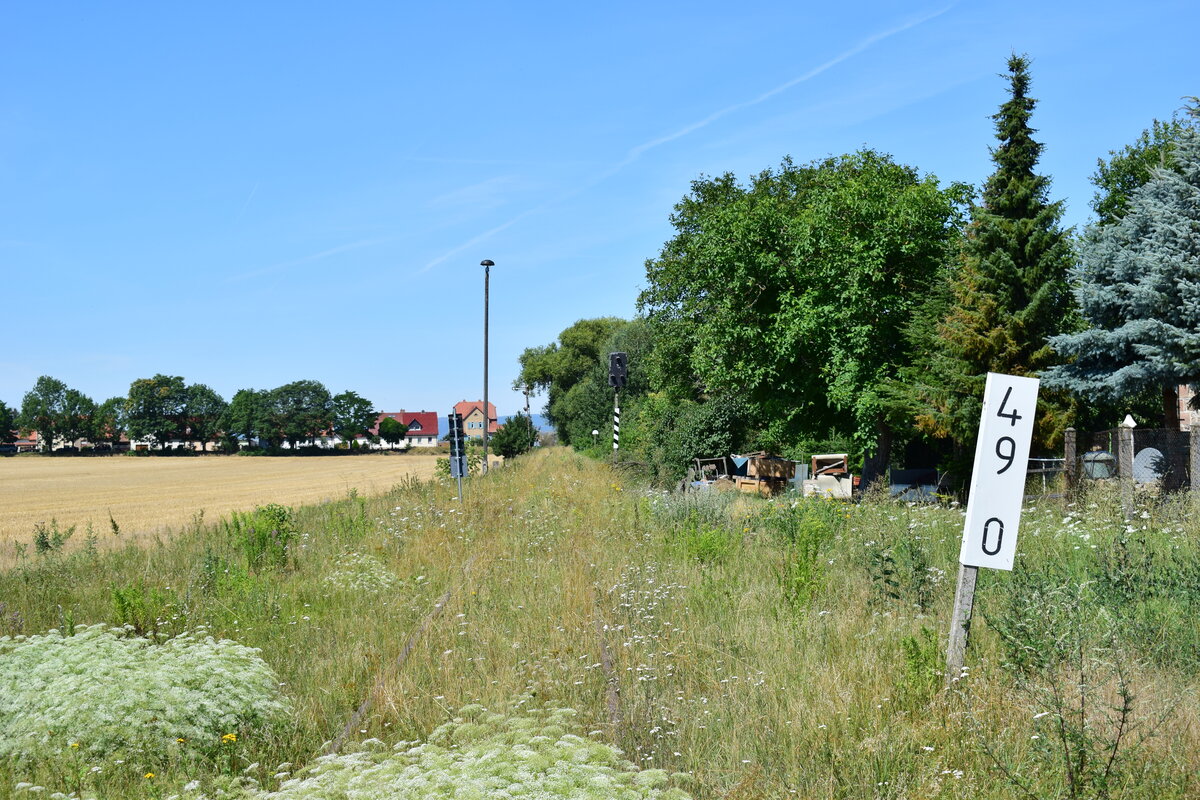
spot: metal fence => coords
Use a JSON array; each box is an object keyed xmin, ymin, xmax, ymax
[{"xmin": 1069, "ymin": 427, "xmax": 1192, "ymax": 490}]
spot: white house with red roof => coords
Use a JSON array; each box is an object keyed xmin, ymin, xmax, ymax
[{"xmin": 371, "ymin": 410, "xmax": 439, "ymax": 448}]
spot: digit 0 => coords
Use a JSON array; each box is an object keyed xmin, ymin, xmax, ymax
[{"xmin": 982, "ymin": 517, "xmax": 1004, "ymax": 556}]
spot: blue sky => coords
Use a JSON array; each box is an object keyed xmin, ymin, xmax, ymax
[{"xmin": 3, "ymin": 1, "xmax": 1196, "ymax": 418}]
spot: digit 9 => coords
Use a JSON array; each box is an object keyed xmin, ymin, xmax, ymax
[{"xmin": 995, "ymin": 436, "xmax": 1015, "ymax": 474}]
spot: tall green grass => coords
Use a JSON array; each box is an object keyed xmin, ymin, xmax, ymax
[{"xmin": 1, "ymin": 451, "xmax": 1198, "ymax": 798}]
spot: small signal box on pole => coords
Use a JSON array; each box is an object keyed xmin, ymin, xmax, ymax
[
  {"xmin": 447, "ymin": 412, "xmax": 468, "ymax": 481},
  {"xmin": 608, "ymin": 352, "xmax": 627, "ymax": 389}
]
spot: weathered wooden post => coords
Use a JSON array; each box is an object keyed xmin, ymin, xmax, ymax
[
  {"xmin": 1118, "ymin": 416, "xmax": 1136, "ymax": 519},
  {"xmin": 1064, "ymin": 427, "xmax": 1077, "ymax": 492},
  {"xmin": 945, "ymin": 564, "xmax": 978, "ymax": 684}
]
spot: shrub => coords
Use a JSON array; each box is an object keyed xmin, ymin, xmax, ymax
[
  {"xmin": 322, "ymin": 552, "xmax": 398, "ymax": 594},
  {"xmin": 33, "ymin": 519, "xmax": 74, "ymax": 554},
  {"xmin": 0, "ymin": 624, "xmax": 291, "ymax": 764},
  {"xmin": 254, "ymin": 701, "xmax": 691, "ymax": 799},
  {"xmin": 226, "ymin": 504, "xmax": 296, "ymax": 573}
]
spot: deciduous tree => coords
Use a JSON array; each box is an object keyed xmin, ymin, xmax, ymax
[
  {"xmin": 514, "ymin": 317, "xmax": 629, "ymax": 444},
  {"xmin": 18, "ymin": 376, "xmax": 70, "ymax": 452},
  {"xmin": 92, "ymin": 397, "xmax": 126, "ymax": 448},
  {"xmin": 0, "ymin": 401, "xmax": 18, "ymax": 444},
  {"xmin": 378, "ymin": 416, "xmax": 409, "ymax": 449},
  {"xmin": 490, "ymin": 412, "xmax": 539, "ymax": 459},
  {"xmin": 185, "ymin": 384, "xmax": 227, "ymax": 452},
  {"xmin": 222, "ymin": 389, "xmax": 273, "ymax": 449},
  {"xmin": 59, "ymin": 389, "xmax": 96, "ymax": 448},
  {"xmin": 639, "ymin": 149, "xmax": 964, "ymax": 472},
  {"xmin": 268, "ymin": 380, "xmax": 332, "ymax": 449},
  {"xmin": 331, "ymin": 391, "xmax": 376, "ymax": 447},
  {"xmin": 126, "ymin": 375, "xmax": 188, "ymax": 449}
]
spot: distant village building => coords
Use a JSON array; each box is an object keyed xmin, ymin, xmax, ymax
[
  {"xmin": 454, "ymin": 400, "xmax": 498, "ymax": 440},
  {"xmin": 371, "ymin": 411, "xmax": 439, "ymax": 448}
]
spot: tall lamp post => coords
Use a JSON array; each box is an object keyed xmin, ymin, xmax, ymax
[{"xmin": 481, "ymin": 259, "xmax": 494, "ymax": 475}]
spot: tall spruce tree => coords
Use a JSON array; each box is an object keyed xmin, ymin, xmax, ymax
[
  {"xmin": 906, "ymin": 55, "xmax": 1074, "ymax": 458},
  {"xmin": 1044, "ymin": 103, "xmax": 1200, "ymax": 428}
]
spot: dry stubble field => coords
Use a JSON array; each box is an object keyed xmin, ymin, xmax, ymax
[{"xmin": 0, "ymin": 454, "xmax": 440, "ymax": 554}]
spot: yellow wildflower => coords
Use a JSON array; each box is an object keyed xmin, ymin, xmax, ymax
[
  {"xmin": 144, "ymin": 772, "xmax": 155, "ymax": 779},
  {"xmin": 69, "ymin": 742, "xmax": 80, "ymax": 749},
  {"xmin": 222, "ymin": 733, "xmax": 237, "ymax": 743}
]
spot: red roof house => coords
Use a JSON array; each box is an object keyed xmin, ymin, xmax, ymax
[
  {"xmin": 372, "ymin": 411, "xmax": 440, "ymax": 446},
  {"xmin": 454, "ymin": 400, "xmax": 498, "ymax": 438}
]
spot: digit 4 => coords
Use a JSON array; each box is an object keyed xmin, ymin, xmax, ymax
[{"xmin": 996, "ymin": 386, "xmax": 1022, "ymax": 426}]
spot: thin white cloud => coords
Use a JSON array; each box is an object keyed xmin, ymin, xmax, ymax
[
  {"xmin": 616, "ymin": 4, "xmax": 955, "ymax": 169},
  {"xmin": 226, "ymin": 238, "xmax": 386, "ymax": 283},
  {"xmin": 416, "ymin": 4, "xmax": 955, "ymax": 274},
  {"xmin": 430, "ymin": 175, "xmax": 523, "ymax": 211},
  {"xmin": 416, "ymin": 212, "xmax": 538, "ymax": 274}
]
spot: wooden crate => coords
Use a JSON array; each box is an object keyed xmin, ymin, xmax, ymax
[
  {"xmin": 747, "ymin": 456, "xmax": 795, "ymax": 480},
  {"xmin": 736, "ymin": 476, "xmax": 787, "ymax": 497}
]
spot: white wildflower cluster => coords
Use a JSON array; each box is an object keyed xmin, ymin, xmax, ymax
[
  {"xmin": 322, "ymin": 552, "xmax": 398, "ymax": 594},
  {"xmin": 254, "ymin": 704, "xmax": 692, "ymax": 800},
  {"xmin": 0, "ymin": 624, "xmax": 291, "ymax": 761}
]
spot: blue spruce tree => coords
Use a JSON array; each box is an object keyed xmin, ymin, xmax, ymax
[{"xmin": 1045, "ymin": 103, "xmax": 1200, "ymax": 428}]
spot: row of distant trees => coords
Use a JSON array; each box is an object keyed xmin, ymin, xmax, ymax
[{"xmin": 0, "ymin": 375, "xmax": 409, "ymax": 453}]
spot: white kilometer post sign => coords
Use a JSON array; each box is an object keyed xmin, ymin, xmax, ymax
[
  {"xmin": 959, "ymin": 372, "xmax": 1040, "ymax": 571},
  {"xmin": 945, "ymin": 371, "xmax": 1039, "ymax": 684}
]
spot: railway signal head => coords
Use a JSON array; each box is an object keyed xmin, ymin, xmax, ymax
[{"xmin": 608, "ymin": 352, "xmax": 628, "ymax": 389}]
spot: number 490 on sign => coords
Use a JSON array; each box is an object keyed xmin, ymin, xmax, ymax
[{"xmin": 959, "ymin": 373, "xmax": 1039, "ymax": 572}]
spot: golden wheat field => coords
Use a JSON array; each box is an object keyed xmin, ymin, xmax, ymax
[{"xmin": 0, "ymin": 454, "xmax": 441, "ymax": 553}]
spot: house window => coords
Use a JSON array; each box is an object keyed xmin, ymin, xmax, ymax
[{"xmin": 409, "ymin": 420, "xmax": 422, "ymax": 431}]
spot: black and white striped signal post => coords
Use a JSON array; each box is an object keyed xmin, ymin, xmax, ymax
[
  {"xmin": 447, "ymin": 412, "xmax": 467, "ymax": 502},
  {"xmin": 609, "ymin": 352, "xmax": 627, "ymax": 464}
]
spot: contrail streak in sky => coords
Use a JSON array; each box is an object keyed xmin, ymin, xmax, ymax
[{"xmin": 417, "ymin": 4, "xmax": 955, "ymax": 274}]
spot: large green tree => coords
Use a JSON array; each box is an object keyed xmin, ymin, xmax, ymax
[
  {"xmin": 222, "ymin": 389, "xmax": 273, "ymax": 449},
  {"xmin": 184, "ymin": 383, "xmax": 227, "ymax": 452},
  {"xmin": 269, "ymin": 380, "xmax": 332, "ymax": 449},
  {"xmin": 1044, "ymin": 104, "xmax": 1200, "ymax": 428},
  {"xmin": 18, "ymin": 376, "xmax": 70, "ymax": 452},
  {"xmin": 59, "ymin": 388, "xmax": 96, "ymax": 448},
  {"xmin": 639, "ymin": 148, "xmax": 964, "ymax": 472},
  {"xmin": 331, "ymin": 390, "xmax": 376, "ymax": 447},
  {"xmin": 126, "ymin": 374, "xmax": 188, "ymax": 448},
  {"xmin": 92, "ymin": 397, "xmax": 126, "ymax": 448},
  {"xmin": 0, "ymin": 401, "xmax": 19, "ymax": 444},
  {"xmin": 513, "ymin": 317, "xmax": 629, "ymax": 444},
  {"xmin": 904, "ymin": 55, "xmax": 1074, "ymax": 456}
]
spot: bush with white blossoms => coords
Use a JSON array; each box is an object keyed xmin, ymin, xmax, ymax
[
  {"xmin": 250, "ymin": 703, "xmax": 692, "ymax": 800},
  {"xmin": 0, "ymin": 624, "xmax": 291, "ymax": 762},
  {"xmin": 321, "ymin": 552, "xmax": 397, "ymax": 594}
]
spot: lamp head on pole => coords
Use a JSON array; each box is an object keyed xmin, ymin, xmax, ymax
[{"xmin": 481, "ymin": 259, "xmax": 494, "ymax": 268}]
